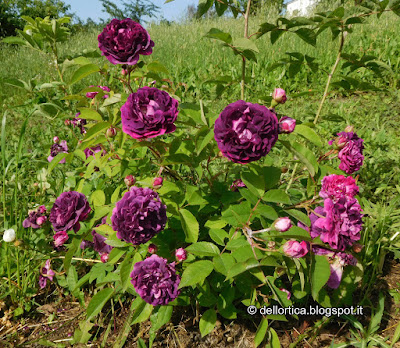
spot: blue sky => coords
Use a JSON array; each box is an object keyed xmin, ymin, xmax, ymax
[{"xmin": 65, "ymin": 0, "xmax": 197, "ymax": 23}]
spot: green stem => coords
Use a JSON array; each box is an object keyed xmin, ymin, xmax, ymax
[
  {"xmin": 241, "ymin": 0, "xmax": 252, "ymax": 100},
  {"xmin": 286, "ymin": 163, "xmax": 299, "ymax": 193},
  {"xmin": 313, "ymin": 29, "xmax": 345, "ymax": 125}
]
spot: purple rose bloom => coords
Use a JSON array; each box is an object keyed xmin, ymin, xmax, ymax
[
  {"xmin": 49, "ymin": 191, "xmax": 91, "ymax": 232},
  {"xmin": 230, "ymin": 179, "xmax": 246, "ymax": 192},
  {"xmin": 23, "ymin": 206, "xmax": 48, "ymax": 229},
  {"xmin": 53, "ymin": 231, "xmax": 69, "ymax": 248},
  {"xmin": 313, "ymin": 246, "xmax": 357, "ymax": 289},
  {"xmin": 111, "ymin": 187, "xmax": 167, "ymax": 245},
  {"xmin": 283, "ymin": 240, "xmax": 309, "ymax": 258},
  {"xmin": 47, "ymin": 140, "xmax": 68, "ymax": 163},
  {"xmin": 330, "ymin": 131, "xmax": 364, "ymax": 174},
  {"xmin": 39, "ymin": 259, "xmax": 55, "ymax": 289},
  {"xmin": 98, "ymin": 18, "xmax": 154, "ymax": 65},
  {"xmin": 278, "ymin": 116, "xmax": 296, "ymax": 134},
  {"xmin": 86, "ymin": 85, "xmax": 111, "ymax": 99},
  {"xmin": 130, "ymin": 254, "xmax": 180, "ymax": 306},
  {"xmin": 214, "ymin": 101, "xmax": 279, "ymax": 164},
  {"xmin": 121, "ymin": 87, "xmax": 179, "ymax": 139},
  {"xmin": 311, "ymin": 197, "xmax": 363, "ymax": 251},
  {"xmin": 320, "ymin": 174, "xmax": 359, "ymax": 201},
  {"xmin": 92, "ymin": 217, "xmax": 113, "ymax": 255},
  {"xmin": 84, "ymin": 145, "xmax": 106, "ymax": 159},
  {"xmin": 71, "ymin": 113, "xmax": 87, "ymax": 135}
]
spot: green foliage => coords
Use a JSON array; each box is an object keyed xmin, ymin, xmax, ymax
[{"xmin": 100, "ymin": 0, "xmax": 160, "ymax": 23}]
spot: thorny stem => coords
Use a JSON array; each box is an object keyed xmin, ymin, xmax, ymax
[
  {"xmin": 313, "ymin": 29, "xmax": 346, "ymax": 125},
  {"xmin": 241, "ymin": 0, "xmax": 252, "ymax": 100}
]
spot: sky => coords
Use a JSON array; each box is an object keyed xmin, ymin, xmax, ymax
[{"xmin": 64, "ymin": 0, "xmax": 197, "ymax": 23}]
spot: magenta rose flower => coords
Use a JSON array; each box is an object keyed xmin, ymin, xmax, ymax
[
  {"xmin": 278, "ymin": 116, "xmax": 296, "ymax": 134},
  {"xmin": 53, "ymin": 231, "xmax": 69, "ymax": 248},
  {"xmin": 272, "ymin": 88, "xmax": 287, "ymax": 104},
  {"xmin": 214, "ymin": 101, "xmax": 279, "ymax": 164},
  {"xmin": 111, "ymin": 187, "xmax": 167, "ymax": 245},
  {"xmin": 49, "ymin": 191, "xmax": 91, "ymax": 232},
  {"xmin": 230, "ymin": 179, "xmax": 246, "ymax": 192},
  {"xmin": 310, "ymin": 197, "xmax": 363, "ymax": 251},
  {"xmin": 92, "ymin": 217, "xmax": 113, "ymax": 255},
  {"xmin": 320, "ymin": 174, "xmax": 359, "ymax": 201},
  {"xmin": 283, "ymin": 240, "xmax": 309, "ymax": 258},
  {"xmin": 86, "ymin": 85, "xmax": 110, "ymax": 99},
  {"xmin": 84, "ymin": 145, "xmax": 106, "ymax": 159},
  {"xmin": 121, "ymin": 87, "xmax": 179, "ymax": 139},
  {"xmin": 148, "ymin": 243, "xmax": 158, "ymax": 254},
  {"xmin": 330, "ymin": 131, "xmax": 364, "ymax": 174},
  {"xmin": 175, "ymin": 248, "xmax": 187, "ymax": 261},
  {"xmin": 47, "ymin": 140, "xmax": 68, "ymax": 163},
  {"xmin": 23, "ymin": 206, "xmax": 47, "ymax": 229},
  {"xmin": 70, "ymin": 113, "xmax": 87, "ymax": 135},
  {"xmin": 130, "ymin": 254, "xmax": 180, "ymax": 306},
  {"xmin": 39, "ymin": 259, "xmax": 55, "ymax": 289},
  {"xmin": 98, "ymin": 18, "xmax": 154, "ymax": 65}
]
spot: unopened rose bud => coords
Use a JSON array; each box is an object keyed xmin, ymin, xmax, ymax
[
  {"xmin": 124, "ymin": 175, "xmax": 136, "ymax": 187},
  {"xmin": 3, "ymin": 229, "xmax": 16, "ymax": 243},
  {"xmin": 274, "ymin": 217, "xmax": 292, "ymax": 232},
  {"xmin": 278, "ymin": 117, "xmax": 296, "ymax": 134},
  {"xmin": 36, "ymin": 216, "xmax": 47, "ymax": 226},
  {"xmin": 344, "ymin": 125, "xmax": 354, "ymax": 133},
  {"xmin": 53, "ymin": 136, "xmax": 59, "ymax": 144},
  {"xmin": 272, "ymin": 88, "xmax": 287, "ymax": 104},
  {"xmin": 106, "ymin": 127, "xmax": 117, "ymax": 138},
  {"xmin": 218, "ymin": 151, "xmax": 224, "ymax": 158},
  {"xmin": 64, "ymin": 119, "xmax": 71, "ymax": 126},
  {"xmin": 175, "ymin": 248, "xmax": 187, "ymax": 261},
  {"xmin": 280, "ymin": 288, "xmax": 291, "ymax": 300},
  {"xmin": 268, "ymin": 241, "xmax": 276, "ymax": 249},
  {"xmin": 334, "ymin": 136, "xmax": 348, "ymax": 149},
  {"xmin": 148, "ymin": 244, "xmax": 157, "ymax": 254},
  {"xmin": 283, "ymin": 240, "xmax": 309, "ymax": 258},
  {"xmin": 38, "ymin": 205, "xmax": 46, "ymax": 214},
  {"xmin": 153, "ymin": 177, "xmax": 163, "ymax": 189},
  {"xmin": 352, "ymin": 243, "xmax": 363, "ymax": 253},
  {"xmin": 281, "ymin": 167, "xmax": 288, "ymax": 173},
  {"xmin": 101, "ymin": 253, "xmax": 109, "ymax": 263},
  {"xmin": 121, "ymin": 69, "xmax": 128, "ymax": 76}
]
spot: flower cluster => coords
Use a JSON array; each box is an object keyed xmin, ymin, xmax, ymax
[
  {"xmin": 214, "ymin": 101, "xmax": 279, "ymax": 163},
  {"xmin": 320, "ymin": 174, "xmax": 359, "ymax": 201},
  {"xmin": 49, "ymin": 191, "xmax": 91, "ymax": 232},
  {"xmin": 130, "ymin": 255, "xmax": 180, "ymax": 305},
  {"xmin": 111, "ymin": 187, "xmax": 167, "ymax": 245},
  {"xmin": 121, "ymin": 87, "xmax": 179, "ymax": 139},
  {"xmin": 98, "ymin": 18, "xmax": 154, "ymax": 65},
  {"xmin": 23, "ymin": 205, "xmax": 47, "ymax": 229},
  {"xmin": 48, "ymin": 140, "xmax": 68, "ymax": 163},
  {"xmin": 330, "ymin": 131, "xmax": 364, "ymax": 174},
  {"xmin": 66, "ymin": 113, "xmax": 87, "ymax": 135}
]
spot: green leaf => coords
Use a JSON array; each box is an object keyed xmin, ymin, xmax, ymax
[
  {"xmin": 91, "ymin": 190, "xmax": 106, "ymax": 206},
  {"xmin": 271, "ymin": 29, "xmax": 285, "ymax": 44},
  {"xmin": 295, "ymin": 28, "xmax": 316, "ymax": 46},
  {"xmin": 213, "ymin": 254, "xmax": 236, "ymax": 276},
  {"xmin": 86, "ymin": 288, "xmax": 114, "ymax": 321},
  {"xmin": 368, "ymin": 293, "xmax": 385, "ymax": 334},
  {"xmin": 209, "ymin": 229, "xmax": 229, "ymax": 246},
  {"xmin": 78, "ymin": 108, "xmax": 103, "ymax": 121},
  {"xmin": 179, "ymin": 260, "xmax": 214, "ymax": 289},
  {"xmin": 1, "ymin": 36, "xmax": 26, "ymax": 45},
  {"xmin": 269, "ymin": 328, "xmax": 281, "ymax": 347},
  {"xmin": 280, "ymin": 140, "xmax": 318, "ymax": 177},
  {"xmin": 186, "ymin": 242, "xmax": 220, "ymax": 257},
  {"xmin": 179, "ymin": 209, "xmax": 199, "ymax": 243},
  {"xmin": 48, "ymin": 152, "xmax": 68, "ymax": 173},
  {"xmin": 200, "ymin": 309, "xmax": 217, "ymax": 337},
  {"xmin": 241, "ymin": 170, "xmax": 265, "ymax": 198},
  {"xmin": 81, "ymin": 122, "xmax": 110, "ymax": 142},
  {"xmin": 222, "ymin": 201, "xmax": 251, "ymax": 226},
  {"xmin": 120, "ymin": 251, "xmax": 135, "ymax": 292},
  {"xmin": 147, "ymin": 61, "xmax": 169, "ymax": 74},
  {"xmin": 263, "ymin": 189, "xmax": 291, "ymax": 205},
  {"xmin": 311, "ymin": 255, "xmax": 331, "ymax": 300},
  {"xmin": 70, "ymin": 64, "xmax": 100, "ymax": 85},
  {"xmin": 226, "ymin": 258, "xmax": 259, "ymax": 279},
  {"xmin": 257, "ymin": 22, "xmax": 277, "ymax": 38},
  {"xmin": 64, "ymin": 237, "xmax": 80, "ymax": 273},
  {"xmin": 293, "ymin": 125, "xmax": 323, "ymax": 147},
  {"xmin": 256, "ymin": 205, "xmax": 279, "ymax": 221},
  {"xmin": 132, "ymin": 303, "xmax": 153, "ymax": 324},
  {"xmin": 285, "ymin": 209, "xmax": 311, "ymax": 227},
  {"xmin": 205, "ymin": 28, "xmax": 232, "ymax": 44},
  {"xmin": 255, "ymin": 318, "xmax": 268, "ymax": 347},
  {"xmin": 233, "ymin": 38, "xmax": 259, "ymax": 53}
]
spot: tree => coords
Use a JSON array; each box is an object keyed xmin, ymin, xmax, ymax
[{"xmin": 100, "ymin": 0, "xmax": 160, "ymax": 23}]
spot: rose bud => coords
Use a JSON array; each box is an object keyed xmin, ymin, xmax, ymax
[
  {"xmin": 272, "ymin": 88, "xmax": 287, "ymax": 104},
  {"xmin": 281, "ymin": 167, "xmax": 288, "ymax": 173},
  {"xmin": 53, "ymin": 136, "xmax": 60, "ymax": 144},
  {"xmin": 38, "ymin": 205, "xmax": 46, "ymax": 214},
  {"xmin": 352, "ymin": 243, "xmax": 363, "ymax": 253},
  {"xmin": 3, "ymin": 228, "xmax": 16, "ymax": 243},
  {"xmin": 274, "ymin": 217, "xmax": 292, "ymax": 232},
  {"xmin": 64, "ymin": 119, "xmax": 71, "ymax": 126},
  {"xmin": 283, "ymin": 240, "xmax": 309, "ymax": 258},
  {"xmin": 268, "ymin": 241, "xmax": 276, "ymax": 249},
  {"xmin": 148, "ymin": 244, "xmax": 157, "ymax": 254},
  {"xmin": 121, "ymin": 69, "xmax": 128, "ymax": 76},
  {"xmin": 106, "ymin": 127, "xmax": 117, "ymax": 138},
  {"xmin": 334, "ymin": 136, "xmax": 348, "ymax": 149},
  {"xmin": 124, "ymin": 175, "xmax": 136, "ymax": 187},
  {"xmin": 153, "ymin": 177, "xmax": 163, "ymax": 189},
  {"xmin": 175, "ymin": 248, "xmax": 187, "ymax": 261},
  {"xmin": 53, "ymin": 231, "xmax": 69, "ymax": 248},
  {"xmin": 101, "ymin": 253, "xmax": 109, "ymax": 263},
  {"xmin": 36, "ymin": 216, "xmax": 47, "ymax": 226},
  {"xmin": 344, "ymin": 125, "xmax": 354, "ymax": 133},
  {"xmin": 280, "ymin": 288, "xmax": 291, "ymax": 300},
  {"xmin": 278, "ymin": 117, "xmax": 296, "ymax": 134}
]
